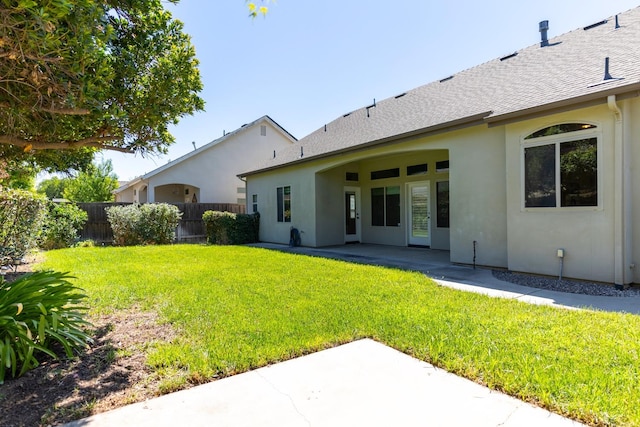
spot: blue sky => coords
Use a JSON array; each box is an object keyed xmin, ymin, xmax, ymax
[{"xmin": 104, "ymin": 0, "xmax": 640, "ymax": 181}]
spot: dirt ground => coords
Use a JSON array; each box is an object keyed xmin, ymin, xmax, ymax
[{"xmin": 0, "ymin": 266, "xmax": 180, "ymax": 426}]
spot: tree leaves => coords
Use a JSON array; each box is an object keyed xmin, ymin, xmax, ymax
[{"xmin": 0, "ymin": 1, "xmax": 204, "ymax": 167}]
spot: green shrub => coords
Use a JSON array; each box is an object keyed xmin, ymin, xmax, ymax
[
  {"xmin": 106, "ymin": 203, "xmax": 182, "ymax": 246},
  {"xmin": 203, "ymin": 211, "xmax": 259, "ymax": 245},
  {"xmin": 105, "ymin": 204, "xmax": 142, "ymax": 246},
  {"xmin": 76, "ymin": 240, "xmax": 95, "ymax": 248},
  {"xmin": 0, "ymin": 271, "xmax": 93, "ymax": 383},
  {"xmin": 39, "ymin": 202, "xmax": 88, "ymax": 250},
  {"xmin": 0, "ymin": 189, "xmax": 46, "ymax": 267}
]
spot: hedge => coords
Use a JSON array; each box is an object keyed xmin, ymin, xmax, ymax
[{"xmin": 203, "ymin": 211, "xmax": 259, "ymax": 245}]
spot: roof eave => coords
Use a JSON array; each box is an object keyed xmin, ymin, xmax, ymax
[
  {"xmin": 486, "ymin": 83, "xmax": 640, "ymax": 127},
  {"xmin": 240, "ymin": 111, "xmax": 492, "ymax": 177}
]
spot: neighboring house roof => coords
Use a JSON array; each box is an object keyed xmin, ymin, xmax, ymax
[
  {"xmin": 115, "ymin": 115, "xmax": 296, "ymax": 194},
  {"xmin": 242, "ymin": 7, "xmax": 640, "ymax": 176}
]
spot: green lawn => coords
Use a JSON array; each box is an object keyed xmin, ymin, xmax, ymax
[{"xmin": 40, "ymin": 245, "xmax": 640, "ymax": 426}]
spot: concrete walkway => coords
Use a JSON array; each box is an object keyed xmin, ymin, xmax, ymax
[
  {"xmin": 66, "ymin": 243, "xmax": 639, "ymax": 427},
  {"xmin": 65, "ymin": 339, "xmax": 583, "ymax": 427}
]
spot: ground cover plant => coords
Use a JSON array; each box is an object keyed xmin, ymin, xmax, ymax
[
  {"xmin": 0, "ymin": 271, "xmax": 92, "ymax": 383},
  {"xmin": 25, "ymin": 245, "xmax": 640, "ymax": 426}
]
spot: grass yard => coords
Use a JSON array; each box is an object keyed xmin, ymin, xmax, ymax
[{"xmin": 40, "ymin": 245, "xmax": 640, "ymax": 426}]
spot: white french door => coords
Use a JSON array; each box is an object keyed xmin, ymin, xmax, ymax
[{"xmin": 407, "ymin": 182, "xmax": 431, "ymax": 246}]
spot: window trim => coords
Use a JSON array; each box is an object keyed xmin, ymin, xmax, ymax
[
  {"xmin": 371, "ymin": 186, "xmax": 401, "ymax": 227},
  {"xmin": 521, "ymin": 124, "xmax": 602, "ymax": 211},
  {"xmin": 277, "ymin": 186, "xmax": 291, "ymax": 222}
]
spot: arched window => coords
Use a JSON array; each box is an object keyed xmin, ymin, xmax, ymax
[
  {"xmin": 523, "ymin": 123, "xmax": 599, "ymax": 208},
  {"xmin": 525, "ymin": 123, "xmax": 596, "ymax": 139}
]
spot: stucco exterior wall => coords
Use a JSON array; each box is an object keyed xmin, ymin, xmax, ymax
[
  {"xmin": 504, "ymin": 104, "xmax": 620, "ymax": 283},
  {"xmin": 315, "ymin": 168, "xmax": 347, "ymax": 247},
  {"xmin": 139, "ymin": 120, "xmax": 293, "ymax": 204},
  {"xmin": 246, "ymin": 167, "xmax": 318, "ymax": 246},
  {"xmin": 116, "ymin": 188, "xmax": 135, "ymax": 203},
  {"xmin": 442, "ymin": 127, "xmax": 508, "ymax": 268}
]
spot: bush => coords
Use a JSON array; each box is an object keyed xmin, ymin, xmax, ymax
[
  {"xmin": 0, "ymin": 189, "xmax": 46, "ymax": 267},
  {"xmin": 76, "ymin": 240, "xmax": 95, "ymax": 248},
  {"xmin": 106, "ymin": 203, "xmax": 182, "ymax": 246},
  {"xmin": 0, "ymin": 271, "xmax": 92, "ymax": 383},
  {"xmin": 39, "ymin": 202, "xmax": 88, "ymax": 250},
  {"xmin": 203, "ymin": 211, "xmax": 259, "ymax": 245}
]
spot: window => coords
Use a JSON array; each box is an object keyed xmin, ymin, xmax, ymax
[
  {"xmin": 252, "ymin": 194, "xmax": 258, "ymax": 213},
  {"xmin": 524, "ymin": 124, "xmax": 598, "ymax": 208},
  {"xmin": 407, "ymin": 163, "xmax": 428, "ymax": 176},
  {"xmin": 371, "ymin": 186, "xmax": 400, "ymax": 226},
  {"xmin": 371, "ymin": 168, "xmax": 400, "ymax": 180},
  {"xmin": 346, "ymin": 172, "xmax": 359, "ymax": 182},
  {"xmin": 435, "ymin": 160, "xmax": 450, "ymax": 172},
  {"xmin": 525, "ymin": 123, "xmax": 596, "ymax": 139},
  {"xmin": 277, "ymin": 186, "xmax": 291, "ymax": 222},
  {"xmin": 436, "ymin": 181, "xmax": 450, "ymax": 228},
  {"xmin": 237, "ymin": 187, "xmax": 246, "ymax": 194}
]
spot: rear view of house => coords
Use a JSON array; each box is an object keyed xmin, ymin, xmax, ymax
[{"xmin": 241, "ymin": 8, "xmax": 640, "ymax": 286}]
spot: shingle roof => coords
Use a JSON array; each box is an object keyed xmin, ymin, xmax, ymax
[{"xmin": 242, "ymin": 7, "xmax": 640, "ymax": 176}]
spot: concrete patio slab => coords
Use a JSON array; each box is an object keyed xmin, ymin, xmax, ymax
[{"xmin": 64, "ymin": 339, "xmax": 583, "ymax": 427}]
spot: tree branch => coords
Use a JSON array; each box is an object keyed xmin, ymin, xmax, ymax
[
  {"xmin": 0, "ymin": 135, "xmax": 134, "ymax": 153},
  {"xmin": 39, "ymin": 106, "xmax": 91, "ymax": 115}
]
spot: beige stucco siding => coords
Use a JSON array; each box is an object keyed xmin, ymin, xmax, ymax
[
  {"xmin": 315, "ymin": 167, "xmax": 347, "ymax": 247},
  {"xmin": 443, "ymin": 127, "xmax": 508, "ymax": 268},
  {"xmin": 115, "ymin": 119, "xmax": 294, "ymax": 204},
  {"xmin": 504, "ymin": 104, "xmax": 619, "ymax": 282},
  {"xmin": 247, "ymin": 167, "xmax": 317, "ymax": 246},
  {"xmin": 148, "ymin": 122, "xmax": 289, "ymax": 204}
]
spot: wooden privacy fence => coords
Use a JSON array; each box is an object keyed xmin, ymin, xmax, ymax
[{"xmin": 77, "ymin": 203, "xmax": 246, "ymax": 244}]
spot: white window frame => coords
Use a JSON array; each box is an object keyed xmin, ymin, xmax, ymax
[
  {"xmin": 277, "ymin": 185, "xmax": 291, "ymax": 223},
  {"xmin": 521, "ymin": 125, "xmax": 602, "ymax": 211}
]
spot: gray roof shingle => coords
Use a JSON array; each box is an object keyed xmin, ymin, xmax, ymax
[{"xmin": 243, "ymin": 7, "xmax": 640, "ymax": 176}]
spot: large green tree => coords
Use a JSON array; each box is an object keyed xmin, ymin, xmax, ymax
[
  {"xmin": 0, "ymin": 0, "xmax": 204, "ymax": 174},
  {"xmin": 63, "ymin": 159, "xmax": 118, "ymax": 202}
]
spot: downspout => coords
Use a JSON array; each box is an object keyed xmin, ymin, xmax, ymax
[{"xmin": 608, "ymin": 95, "xmax": 631, "ymax": 288}]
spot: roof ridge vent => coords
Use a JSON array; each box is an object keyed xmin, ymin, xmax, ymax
[
  {"xmin": 394, "ymin": 92, "xmax": 406, "ymax": 99},
  {"xmin": 439, "ymin": 75, "xmax": 454, "ymax": 83},
  {"xmin": 499, "ymin": 52, "xmax": 518, "ymax": 61},
  {"xmin": 583, "ymin": 19, "xmax": 607, "ymax": 31}
]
